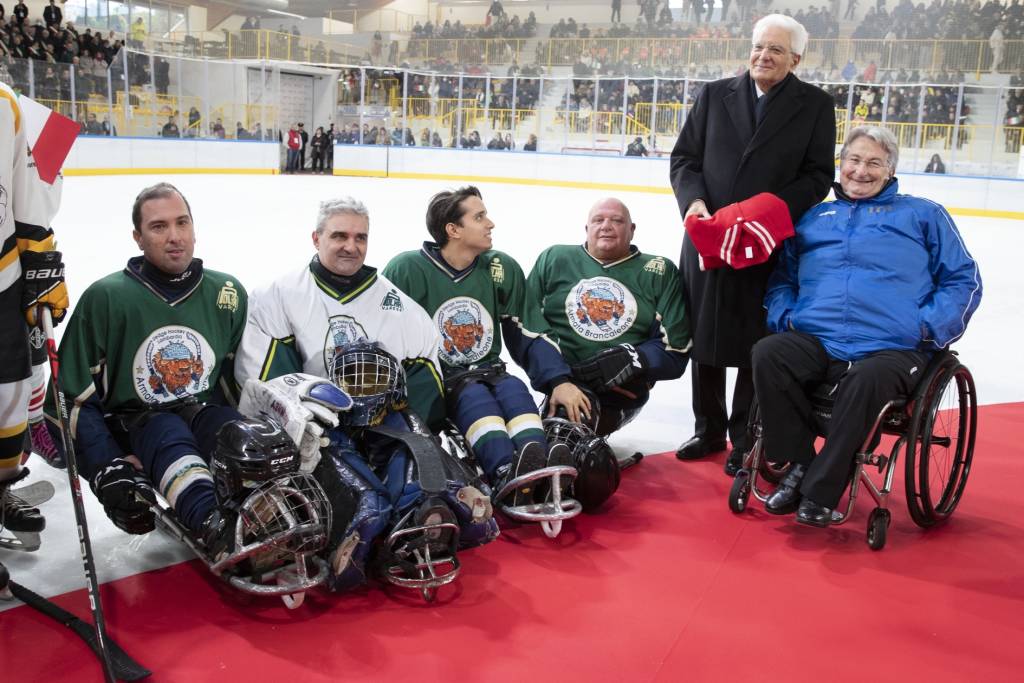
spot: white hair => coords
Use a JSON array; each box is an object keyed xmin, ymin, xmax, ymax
[
  {"xmin": 316, "ymin": 197, "xmax": 369, "ymax": 234},
  {"xmin": 841, "ymin": 126, "xmax": 900, "ymax": 173},
  {"xmin": 752, "ymin": 14, "xmax": 809, "ymax": 56}
]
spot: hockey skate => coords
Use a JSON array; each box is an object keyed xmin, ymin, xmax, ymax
[
  {"xmin": 492, "ymin": 441, "xmax": 581, "ymax": 539},
  {"xmin": 0, "ymin": 469, "xmax": 52, "ymax": 552}
]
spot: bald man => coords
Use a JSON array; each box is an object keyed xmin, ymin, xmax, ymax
[{"xmin": 526, "ymin": 198, "xmax": 692, "ymax": 437}]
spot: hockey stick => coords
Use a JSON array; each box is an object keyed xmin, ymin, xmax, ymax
[
  {"xmin": 40, "ymin": 307, "xmax": 147, "ymax": 682},
  {"xmin": 7, "ymin": 580, "xmax": 151, "ymax": 681}
]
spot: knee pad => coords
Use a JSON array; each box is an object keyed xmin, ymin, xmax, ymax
[{"xmin": 313, "ymin": 447, "xmax": 393, "ymax": 593}]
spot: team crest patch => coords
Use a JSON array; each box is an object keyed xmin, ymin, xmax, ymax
[
  {"xmin": 565, "ymin": 277, "xmax": 637, "ymax": 341},
  {"xmin": 643, "ymin": 257, "xmax": 666, "ymax": 275},
  {"xmin": 489, "ymin": 257, "xmax": 504, "ymax": 284},
  {"xmin": 381, "ymin": 289, "xmax": 404, "ymax": 311},
  {"xmin": 133, "ymin": 326, "xmax": 215, "ymax": 403},
  {"xmin": 217, "ymin": 281, "xmax": 239, "ymax": 312},
  {"xmin": 323, "ymin": 315, "xmax": 369, "ymax": 371},
  {"xmin": 435, "ymin": 297, "xmax": 494, "ymax": 365}
]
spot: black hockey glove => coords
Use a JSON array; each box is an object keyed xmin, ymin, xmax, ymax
[
  {"xmin": 571, "ymin": 343, "xmax": 647, "ymax": 393},
  {"xmin": 90, "ymin": 458, "xmax": 157, "ymax": 535},
  {"xmin": 21, "ymin": 250, "xmax": 69, "ymax": 326}
]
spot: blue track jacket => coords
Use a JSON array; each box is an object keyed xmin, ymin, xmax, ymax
[{"xmin": 764, "ymin": 179, "xmax": 982, "ymax": 361}]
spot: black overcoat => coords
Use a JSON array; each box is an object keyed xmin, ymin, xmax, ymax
[{"xmin": 669, "ymin": 71, "xmax": 835, "ymax": 367}]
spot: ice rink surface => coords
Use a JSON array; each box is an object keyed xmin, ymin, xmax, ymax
[{"xmin": 3, "ymin": 172, "xmax": 1021, "ymax": 603}]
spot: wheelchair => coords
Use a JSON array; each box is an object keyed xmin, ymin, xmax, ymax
[{"xmin": 728, "ymin": 350, "xmax": 977, "ymax": 550}]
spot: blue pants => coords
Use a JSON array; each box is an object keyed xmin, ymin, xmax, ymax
[
  {"xmin": 129, "ymin": 405, "xmax": 241, "ymax": 533},
  {"xmin": 450, "ymin": 374, "xmax": 546, "ymax": 481}
]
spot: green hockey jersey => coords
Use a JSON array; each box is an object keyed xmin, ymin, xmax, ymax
[
  {"xmin": 525, "ymin": 244, "xmax": 691, "ymax": 378},
  {"xmin": 383, "ymin": 243, "xmax": 570, "ymax": 391}
]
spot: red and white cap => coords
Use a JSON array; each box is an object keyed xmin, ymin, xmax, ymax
[{"xmin": 685, "ymin": 193, "xmax": 794, "ymax": 271}]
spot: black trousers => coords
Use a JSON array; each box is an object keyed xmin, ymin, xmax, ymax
[
  {"xmin": 752, "ymin": 331, "xmax": 928, "ymax": 508},
  {"xmin": 690, "ymin": 361, "xmax": 754, "ymax": 452}
]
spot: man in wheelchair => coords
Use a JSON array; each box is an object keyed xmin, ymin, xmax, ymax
[{"xmin": 752, "ymin": 126, "xmax": 982, "ymax": 527}]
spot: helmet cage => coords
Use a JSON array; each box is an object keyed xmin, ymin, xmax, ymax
[
  {"xmin": 331, "ymin": 342, "xmax": 408, "ymax": 427},
  {"xmin": 209, "ymin": 473, "xmax": 332, "ymax": 598},
  {"xmin": 211, "ymin": 418, "xmax": 300, "ymax": 502},
  {"xmin": 379, "ymin": 503, "xmax": 461, "ymax": 602}
]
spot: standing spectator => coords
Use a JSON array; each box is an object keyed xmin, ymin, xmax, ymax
[
  {"xmin": 13, "ymin": 0, "xmax": 27, "ymax": 27},
  {"xmin": 285, "ymin": 123, "xmax": 301, "ymax": 173},
  {"xmin": 130, "ymin": 17, "xmax": 146, "ymax": 46},
  {"xmin": 325, "ymin": 123, "xmax": 335, "ymax": 172},
  {"xmin": 611, "ymin": 0, "xmax": 622, "ymax": 23},
  {"xmin": 309, "ymin": 126, "xmax": 327, "ymax": 173},
  {"xmin": 990, "ymin": 24, "xmax": 1005, "ymax": 72},
  {"xmin": 161, "ymin": 115, "xmax": 180, "ymax": 138},
  {"xmin": 43, "ymin": 0, "xmax": 62, "ymax": 29},
  {"xmin": 186, "ymin": 107, "xmax": 200, "ymax": 137},
  {"xmin": 298, "ymin": 122, "xmax": 308, "ymax": 171},
  {"xmin": 211, "ymin": 118, "xmax": 225, "ymax": 139},
  {"xmin": 669, "ymin": 14, "xmax": 835, "ymax": 475},
  {"xmin": 235, "ymin": 121, "xmax": 249, "ymax": 139},
  {"xmin": 845, "ymin": 0, "xmax": 859, "ymax": 20},
  {"xmin": 154, "ymin": 57, "xmax": 170, "ymax": 95}
]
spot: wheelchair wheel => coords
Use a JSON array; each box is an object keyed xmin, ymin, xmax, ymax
[
  {"xmin": 866, "ymin": 507, "xmax": 891, "ymax": 551},
  {"xmin": 904, "ymin": 359, "xmax": 977, "ymax": 528},
  {"xmin": 728, "ymin": 470, "xmax": 751, "ymax": 514}
]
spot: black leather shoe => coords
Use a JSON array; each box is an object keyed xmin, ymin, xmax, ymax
[
  {"xmin": 675, "ymin": 436, "xmax": 727, "ymax": 461},
  {"xmin": 796, "ymin": 497, "xmax": 835, "ymax": 528},
  {"xmin": 764, "ymin": 463, "xmax": 806, "ymax": 515},
  {"xmin": 723, "ymin": 448, "xmax": 745, "ymax": 477}
]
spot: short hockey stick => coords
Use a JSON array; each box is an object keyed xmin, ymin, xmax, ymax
[{"xmin": 41, "ymin": 307, "xmax": 147, "ymax": 682}]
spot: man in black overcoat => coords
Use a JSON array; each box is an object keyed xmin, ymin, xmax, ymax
[{"xmin": 669, "ymin": 14, "xmax": 835, "ymax": 475}]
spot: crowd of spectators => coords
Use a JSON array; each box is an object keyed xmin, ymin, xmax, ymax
[
  {"xmin": 854, "ymin": 0, "xmax": 1023, "ymax": 41},
  {"xmin": 0, "ymin": 7, "xmax": 123, "ymax": 100},
  {"xmin": 412, "ymin": 12, "xmax": 538, "ymax": 41}
]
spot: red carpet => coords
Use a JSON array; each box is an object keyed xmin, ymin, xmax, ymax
[{"xmin": 3, "ymin": 403, "xmax": 1024, "ymax": 682}]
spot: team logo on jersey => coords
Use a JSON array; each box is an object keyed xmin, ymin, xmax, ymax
[
  {"xmin": 217, "ymin": 281, "xmax": 239, "ymax": 312},
  {"xmin": 323, "ymin": 315, "xmax": 369, "ymax": 371},
  {"xmin": 565, "ymin": 277, "xmax": 637, "ymax": 341},
  {"xmin": 435, "ymin": 297, "xmax": 494, "ymax": 365},
  {"xmin": 381, "ymin": 289, "xmax": 404, "ymax": 311},
  {"xmin": 643, "ymin": 257, "xmax": 666, "ymax": 275},
  {"xmin": 28, "ymin": 325, "xmax": 44, "ymax": 352},
  {"xmin": 489, "ymin": 257, "xmax": 505, "ymax": 284},
  {"xmin": 133, "ymin": 326, "xmax": 215, "ymax": 403}
]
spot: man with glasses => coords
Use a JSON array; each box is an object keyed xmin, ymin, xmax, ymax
[{"xmin": 670, "ymin": 14, "xmax": 835, "ymax": 477}]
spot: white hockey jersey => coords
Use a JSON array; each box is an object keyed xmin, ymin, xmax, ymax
[{"xmin": 234, "ymin": 261, "xmax": 445, "ymax": 426}]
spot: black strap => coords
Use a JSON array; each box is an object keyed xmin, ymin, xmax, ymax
[{"xmin": 366, "ymin": 425, "xmax": 448, "ymax": 494}]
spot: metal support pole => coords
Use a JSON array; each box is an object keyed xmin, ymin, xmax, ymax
[
  {"xmin": 69, "ymin": 65, "xmax": 77, "ymax": 121},
  {"xmin": 511, "ymin": 74, "xmax": 517, "ymax": 137},
  {"xmin": 401, "ymin": 70, "xmax": 409, "ymax": 145},
  {"xmin": 620, "ymin": 77, "xmax": 629, "ymax": 155},
  {"xmin": 649, "ymin": 77, "xmax": 660, "ymax": 151},
  {"xmin": 358, "ymin": 67, "xmax": 366, "ymax": 143},
  {"xmin": 456, "ymin": 74, "xmax": 465, "ymax": 146},
  {"xmin": 912, "ymin": 83, "xmax": 926, "ymax": 172},
  {"xmin": 951, "ymin": 82, "xmax": 965, "ymax": 170}
]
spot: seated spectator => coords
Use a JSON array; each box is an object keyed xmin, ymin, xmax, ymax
[
  {"xmin": 625, "ymin": 136, "xmax": 648, "ymax": 156},
  {"xmin": 487, "ymin": 131, "xmax": 505, "ymax": 149},
  {"xmin": 753, "ymin": 127, "xmax": 981, "ymax": 527},
  {"xmin": 161, "ymin": 115, "xmax": 180, "ymax": 138},
  {"xmin": 924, "ymin": 153, "xmax": 946, "ymax": 173},
  {"xmin": 524, "ymin": 133, "xmax": 537, "ymax": 151}
]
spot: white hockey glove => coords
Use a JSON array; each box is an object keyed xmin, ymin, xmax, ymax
[{"xmin": 238, "ymin": 373, "xmax": 353, "ymax": 472}]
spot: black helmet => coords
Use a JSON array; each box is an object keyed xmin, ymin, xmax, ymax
[{"xmin": 211, "ymin": 417, "xmax": 299, "ymax": 502}]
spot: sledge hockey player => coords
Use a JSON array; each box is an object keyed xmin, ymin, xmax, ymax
[
  {"xmin": 0, "ymin": 81, "xmax": 67, "ymax": 548},
  {"xmin": 527, "ymin": 198, "xmax": 692, "ymax": 437},
  {"xmin": 41, "ymin": 183, "xmax": 293, "ymax": 570},
  {"xmin": 382, "ymin": 186, "xmax": 591, "ymax": 523},
  {"xmin": 234, "ymin": 198, "xmax": 496, "ymax": 596}
]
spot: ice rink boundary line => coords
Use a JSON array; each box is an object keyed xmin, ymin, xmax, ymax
[{"xmin": 61, "ymin": 167, "xmax": 1024, "ymax": 221}]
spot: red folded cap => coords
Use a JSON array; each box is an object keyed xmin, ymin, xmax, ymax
[{"xmin": 685, "ymin": 193, "xmax": 794, "ymax": 270}]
